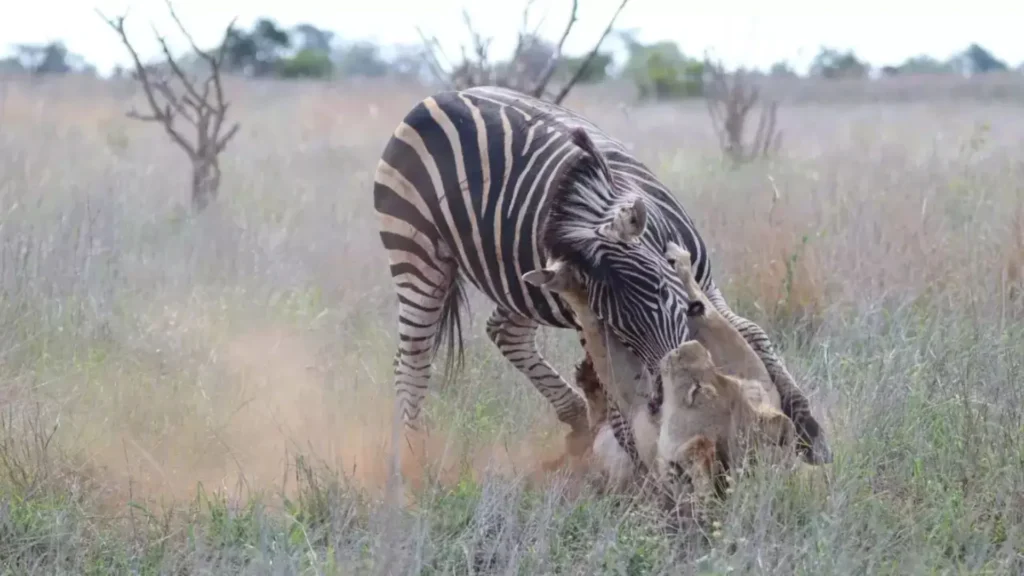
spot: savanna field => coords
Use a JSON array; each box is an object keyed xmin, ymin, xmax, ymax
[{"xmin": 1, "ymin": 75, "xmax": 1023, "ymax": 574}]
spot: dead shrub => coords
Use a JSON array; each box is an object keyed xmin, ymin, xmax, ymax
[
  {"xmin": 99, "ymin": 3, "xmax": 240, "ymax": 213},
  {"xmin": 705, "ymin": 57, "xmax": 782, "ymax": 165}
]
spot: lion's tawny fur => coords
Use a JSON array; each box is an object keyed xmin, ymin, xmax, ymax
[{"xmin": 665, "ymin": 241, "xmax": 778, "ymax": 407}]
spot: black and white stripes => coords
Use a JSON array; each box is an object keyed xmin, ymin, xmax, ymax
[{"xmin": 373, "ymin": 86, "xmax": 829, "ymax": 464}]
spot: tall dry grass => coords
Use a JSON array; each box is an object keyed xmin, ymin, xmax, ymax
[{"xmin": 1, "ymin": 74, "xmax": 1023, "ymax": 573}]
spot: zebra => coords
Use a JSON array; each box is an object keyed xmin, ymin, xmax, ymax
[{"xmin": 372, "ymin": 86, "xmax": 831, "ymax": 467}]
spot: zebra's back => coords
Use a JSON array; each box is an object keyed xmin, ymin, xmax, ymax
[{"xmin": 373, "ymin": 86, "xmax": 711, "ymax": 329}]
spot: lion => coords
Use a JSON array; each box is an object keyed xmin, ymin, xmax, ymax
[
  {"xmin": 664, "ymin": 241, "xmax": 776, "ymax": 399},
  {"xmin": 532, "ymin": 249, "xmax": 798, "ymax": 500},
  {"xmin": 665, "ymin": 241, "xmax": 832, "ymax": 466},
  {"xmin": 524, "ymin": 258, "xmax": 660, "ymax": 491},
  {"xmin": 574, "ymin": 352, "xmax": 660, "ymax": 492},
  {"xmin": 578, "ymin": 334, "xmax": 795, "ymax": 501},
  {"xmin": 655, "ymin": 242, "xmax": 797, "ymax": 499},
  {"xmin": 656, "ymin": 340, "xmax": 797, "ymax": 504}
]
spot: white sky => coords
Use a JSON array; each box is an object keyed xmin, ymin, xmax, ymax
[{"xmin": 2, "ymin": 0, "xmax": 1023, "ymax": 76}]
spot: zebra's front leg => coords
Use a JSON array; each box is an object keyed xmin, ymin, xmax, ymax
[
  {"xmin": 486, "ymin": 308, "xmax": 590, "ymax": 445},
  {"xmin": 704, "ymin": 284, "xmax": 832, "ymax": 465}
]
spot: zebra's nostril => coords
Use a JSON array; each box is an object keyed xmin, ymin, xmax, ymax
[{"xmin": 686, "ymin": 300, "xmax": 705, "ymax": 317}]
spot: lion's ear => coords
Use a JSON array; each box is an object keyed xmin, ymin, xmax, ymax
[{"xmin": 522, "ymin": 260, "xmax": 579, "ymax": 294}]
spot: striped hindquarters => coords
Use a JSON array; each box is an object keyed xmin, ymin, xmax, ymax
[{"xmin": 375, "ymin": 89, "xmax": 594, "ymax": 329}]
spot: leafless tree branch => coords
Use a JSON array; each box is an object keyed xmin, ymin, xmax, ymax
[
  {"xmin": 552, "ymin": 0, "xmax": 628, "ymax": 105},
  {"xmin": 509, "ymin": 0, "xmax": 537, "ymax": 66},
  {"xmin": 415, "ymin": 28, "xmax": 456, "ymax": 88},
  {"xmin": 419, "ymin": 0, "xmax": 628, "ymax": 103},
  {"xmin": 97, "ymin": 3, "xmax": 240, "ymax": 212},
  {"xmin": 530, "ymin": 0, "xmax": 578, "ymax": 99}
]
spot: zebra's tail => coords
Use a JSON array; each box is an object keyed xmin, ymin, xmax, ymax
[{"xmin": 432, "ymin": 274, "xmax": 469, "ymax": 388}]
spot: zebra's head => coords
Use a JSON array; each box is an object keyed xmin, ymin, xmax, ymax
[{"xmin": 523, "ymin": 128, "xmax": 690, "ymax": 374}]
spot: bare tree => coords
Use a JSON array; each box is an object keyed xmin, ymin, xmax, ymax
[
  {"xmin": 704, "ymin": 57, "xmax": 782, "ymax": 165},
  {"xmin": 418, "ymin": 0, "xmax": 629, "ymax": 105},
  {"xmin": 98, "ymin": 1, "xmax": 240, "ymax": 213}
]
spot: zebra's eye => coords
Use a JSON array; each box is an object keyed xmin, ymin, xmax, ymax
[{"xmin": 659, "ymin": 281, "xmax": 671, "ymax": 299}]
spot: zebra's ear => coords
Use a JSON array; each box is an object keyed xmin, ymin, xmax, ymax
[
  {"xmin": 523, "ymin": 261, "xmax": 578, "ymax": 293},
  {"xmin": 597, "ymin": 197, "xmax": 647, "ymax": 244}
]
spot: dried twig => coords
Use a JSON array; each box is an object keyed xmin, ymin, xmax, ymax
[{"xmin": 97, "ymin": 1, "xmax": 240, "ymax": 212}]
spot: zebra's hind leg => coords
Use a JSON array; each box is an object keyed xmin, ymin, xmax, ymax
[
  {"xmin": 383, "ymin": 247, "xmax": 462, "ymax": 500},
  {"xmin": 704, "ymin": 284, "xmax": 833, "ymax": 465},
  {"xmin": 390, "ymin": 269, "xmax": 460, "ymax": 430},
  {"xmin": 485, "ymin": 308, "xmax": 590, "ymax": 451}
]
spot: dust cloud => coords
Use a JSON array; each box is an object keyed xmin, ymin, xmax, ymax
[{"xmin": 68, "ymin": 324, "xmax": 589, "ymax": 512}]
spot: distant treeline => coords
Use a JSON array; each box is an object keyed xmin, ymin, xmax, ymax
[{"xmin": 4, "ymin": 16, "xmax": 1022, "ymax": 101}]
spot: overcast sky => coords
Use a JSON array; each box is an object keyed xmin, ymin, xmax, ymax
[{"xmin": 2, "ymin": 0, "xmax": 1022, "ymax": 76}]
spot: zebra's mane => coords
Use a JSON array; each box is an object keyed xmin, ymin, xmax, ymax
[{"xmin": 541, "ymin": 128, "xmax": 638, "ymax": 284}]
